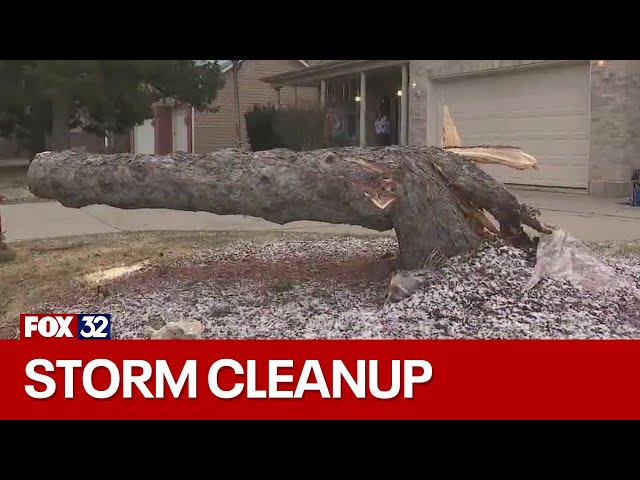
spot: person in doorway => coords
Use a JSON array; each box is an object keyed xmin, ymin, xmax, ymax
[{"xmin": 374, "ymin": 109, "xmax": 391, "ymax": 146}]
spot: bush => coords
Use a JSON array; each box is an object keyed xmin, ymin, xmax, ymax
[
  {"xmin": 244, "ymin": 104, "xmax": 283, "ymax": 151},
  {"xmin": 245, "ymin": 104, "xmax": 356, "ymax": 152},
  {"xmin": 273, "ymin": 107, "xmax": 326, "ymax": 151}
]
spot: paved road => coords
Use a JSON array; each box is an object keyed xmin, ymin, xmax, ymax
[{"xmin": 2, "ymin": 189, "xmax": 640, "ymax": 243}]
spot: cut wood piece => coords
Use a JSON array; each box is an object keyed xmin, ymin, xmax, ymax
[
  {"xmin": 459, "ymin": 200, "xmax": 500, "ymax": 237},
  {"xmin": 364, "ymin": 191, "xmax": 395, "ymax": 210},
  {"xmin": 442, "ymin": 103, "xmax": 461, "ymax": 148},
  {"xmin": 441, "ymin": 101, "xmax": 539, "ymax": 170},
  {"xmin": 445, "ymin": 146, "xmax": 539, "ymax": 170},
  {"xmin": 28, "ymin": 146, "xmax": 549, "ymax": 270}
]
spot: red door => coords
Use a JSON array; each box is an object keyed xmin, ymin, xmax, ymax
[{"xmin": 154, "ymin": 106, "xmax": 173, "ymax": 155}]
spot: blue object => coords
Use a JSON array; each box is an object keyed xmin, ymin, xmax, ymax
[{"xmin": 633, "ymin": 182, "xmax": 640, "ymax": 207}]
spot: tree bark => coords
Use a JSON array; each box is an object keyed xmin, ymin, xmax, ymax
[
  {"xmin": 231, "ymin": 61, "xmax": 242, "ymax": 148},
  {"xmin": 50, "ymin": 95, "xmax": 70, "ymax": 151},
  {"xmin": 27, "ymin": 145, "xmax": 550, "ymax": 270}
]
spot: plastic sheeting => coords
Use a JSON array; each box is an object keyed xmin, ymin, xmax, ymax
[{"xmin": 525, "ymin": 229, "xmax": 633, "ymax": 292}]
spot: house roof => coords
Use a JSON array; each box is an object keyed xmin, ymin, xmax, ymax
[
  {"xmin": 218, "ymin": 60, "xmax": 310, "ymax": 74},
  {"xmin": 218, "ymin": 60, "xmax": 233, "ymax": 71},
  {"xmin": 260, "ymin": 60, "xmax": 410, "ymax": 87}
]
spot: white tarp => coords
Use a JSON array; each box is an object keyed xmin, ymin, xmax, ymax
[{"xmin": 525, "ymin": 229, "xmax": 633, "ymax": 292}]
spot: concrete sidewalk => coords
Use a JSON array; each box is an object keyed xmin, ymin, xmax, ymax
[
  {"xmin": 2, "ymin": 189, "xmax": 640, "ymax": 243},
  {"xmin": 1, "ymin": 203, "xmax": 383, "ymax": 242}
]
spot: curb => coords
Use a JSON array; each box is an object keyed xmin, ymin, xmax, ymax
[
  {"xmin": 0, "ymin": 161, "xmax": 30, "ymax": 169},
  {"xmin": 0, "ymin": 197, "xmax": 55, "ymax": 205}
]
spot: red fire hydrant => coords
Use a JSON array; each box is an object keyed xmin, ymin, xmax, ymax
[
  {"xmin": 0, "ymin": 192, "xmax": 16, "ymax": 262},
  {"xmin": 0, "ymin": 193, "xmax": 6, "ymax": 249}
]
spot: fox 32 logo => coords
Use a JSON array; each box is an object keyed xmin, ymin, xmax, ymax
[
  {"xmin": 78, "ymin": 314, "xmax": 111, "ymax": 340},
  {"xmin": 21, "ymin": 314, "xmax": 112, "ymax": 340}
]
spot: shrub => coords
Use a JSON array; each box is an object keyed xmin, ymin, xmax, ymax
[
  {"xmin": 245, "ymin": 104, "xmax": 356, "ymax": 152},
  {"xmin": 272, "ymin": 106, "xmax": 326, "ymax": 151},
  {"xmin": 244, "ymin": 104, "xmax": 283, "ymax": 151}
]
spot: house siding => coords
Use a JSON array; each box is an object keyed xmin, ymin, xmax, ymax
[{"xmin": 194, "ymin": 60, "xmax": 318, "ymax": 153}]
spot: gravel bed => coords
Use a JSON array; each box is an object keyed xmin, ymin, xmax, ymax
[{"xmin": 34, "ymin": 237, "xmax": 640, "ymax": 339}]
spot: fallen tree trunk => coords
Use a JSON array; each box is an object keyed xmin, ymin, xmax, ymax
[{"xmin": 27, "ymin": 146, "xmax": 550, "ymax": 270}]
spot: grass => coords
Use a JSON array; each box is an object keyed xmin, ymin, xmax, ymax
[
  {"xmin": 0, "ymin": 167, "xmax": 37, "ymax": 204},
  {"xmin": 0, "ymin": 166, "xmax": 28, "ymax": 189},
  {"xmin": 0, "ymin": 178, "xmax": 28, "ymax": 189},
  {"xmin": 0, "ymin": 231, "xmax": 234, "ymax": 338},
  {"xmin": 590, "ymin": 240, "xmax": 640, "ymax": 259},
  {"xmin": 0, "ymin": 229, "xmax": 382, "ymax": 339}
]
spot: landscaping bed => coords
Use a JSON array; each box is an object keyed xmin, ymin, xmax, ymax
[{"xmin": 4, "ymin": 231, "xmax": 639, "ymax": 340}]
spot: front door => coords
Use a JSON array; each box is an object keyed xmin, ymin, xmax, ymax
[
  {"xmin": 154, "ymin": 106, "xmax": 172, "ymax": 155},
  {"xmin": 172, "ymin": 108, "xmax": 189, "ymax": 152}
]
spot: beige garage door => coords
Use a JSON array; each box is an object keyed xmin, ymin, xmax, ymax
[{"xmin": 431, "ymin": 62, "xmax": 590, "ymax": 189}]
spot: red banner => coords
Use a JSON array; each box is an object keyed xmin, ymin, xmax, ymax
[{"xmin": 1, "ymin": 339, "xmax": 640, "ymax": 420}]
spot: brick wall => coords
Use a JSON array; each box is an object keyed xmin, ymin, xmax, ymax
[{"xmin": 589, "ymin": 60, "xmax": 640, "ymax": 196}]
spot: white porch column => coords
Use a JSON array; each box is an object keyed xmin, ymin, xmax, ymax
[
  {"xmin": 320, "ymin": 80, "xmax": 327, "ymax": 108},
  {"xmin": 400, "ymin": 63, "xmax": 409, "ymax": 145},
  {"xmin": 190, "ymin": 106, "xmax": 196, "ymax": 153},
  {"xmin": 359, "ymin": 71, "xmax": 367, "ymax": 147}
]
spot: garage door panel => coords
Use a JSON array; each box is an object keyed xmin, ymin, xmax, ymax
[
  {"xmin": 433, "ymin": 62, "xmax": 590, "ymax": 189},
  {"xmin": 480, "ymin": 165, "xmax": 591, "ymax": 188}
]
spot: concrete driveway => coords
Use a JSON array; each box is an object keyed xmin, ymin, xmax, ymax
[{"xmin": 2, "ymin": 189, "xmax": 640, "ymax": 243}]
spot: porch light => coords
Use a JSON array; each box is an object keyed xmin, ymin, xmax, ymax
[
  {"xmin": 596, "ymin": 60, "xmax": 607, "ymax": 68},
  {"xmin": 396, "ymin": 90, "xmax": 402, "ymax": 97},
  {"xmin": 411, "ymin": 81, "xmax": 417, "ymax": 88},
  {"xmin": 355, "ymin": 96, "xmax": 361, "ymax": 102}
]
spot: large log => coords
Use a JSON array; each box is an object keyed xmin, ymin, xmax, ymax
[{"xmin": 27, "ymin": 146, "xmax": 550, "ymax": 270}]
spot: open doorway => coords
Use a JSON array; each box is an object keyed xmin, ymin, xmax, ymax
[{"xmin": 366, "ymin": 67, "xmax": 402, "ymax": 146}]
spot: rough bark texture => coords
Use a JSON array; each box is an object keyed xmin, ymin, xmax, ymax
[
  {"xmin": 231, "ymin": 61, "xmax": 242, "ymax": 148},
  {"xmin": 50, "ymin": 95, "xmax": 70, "ymax": 151},
  {"xmin": 27, "ymin": 146, "xmax": 549, "ymax": 270}
]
